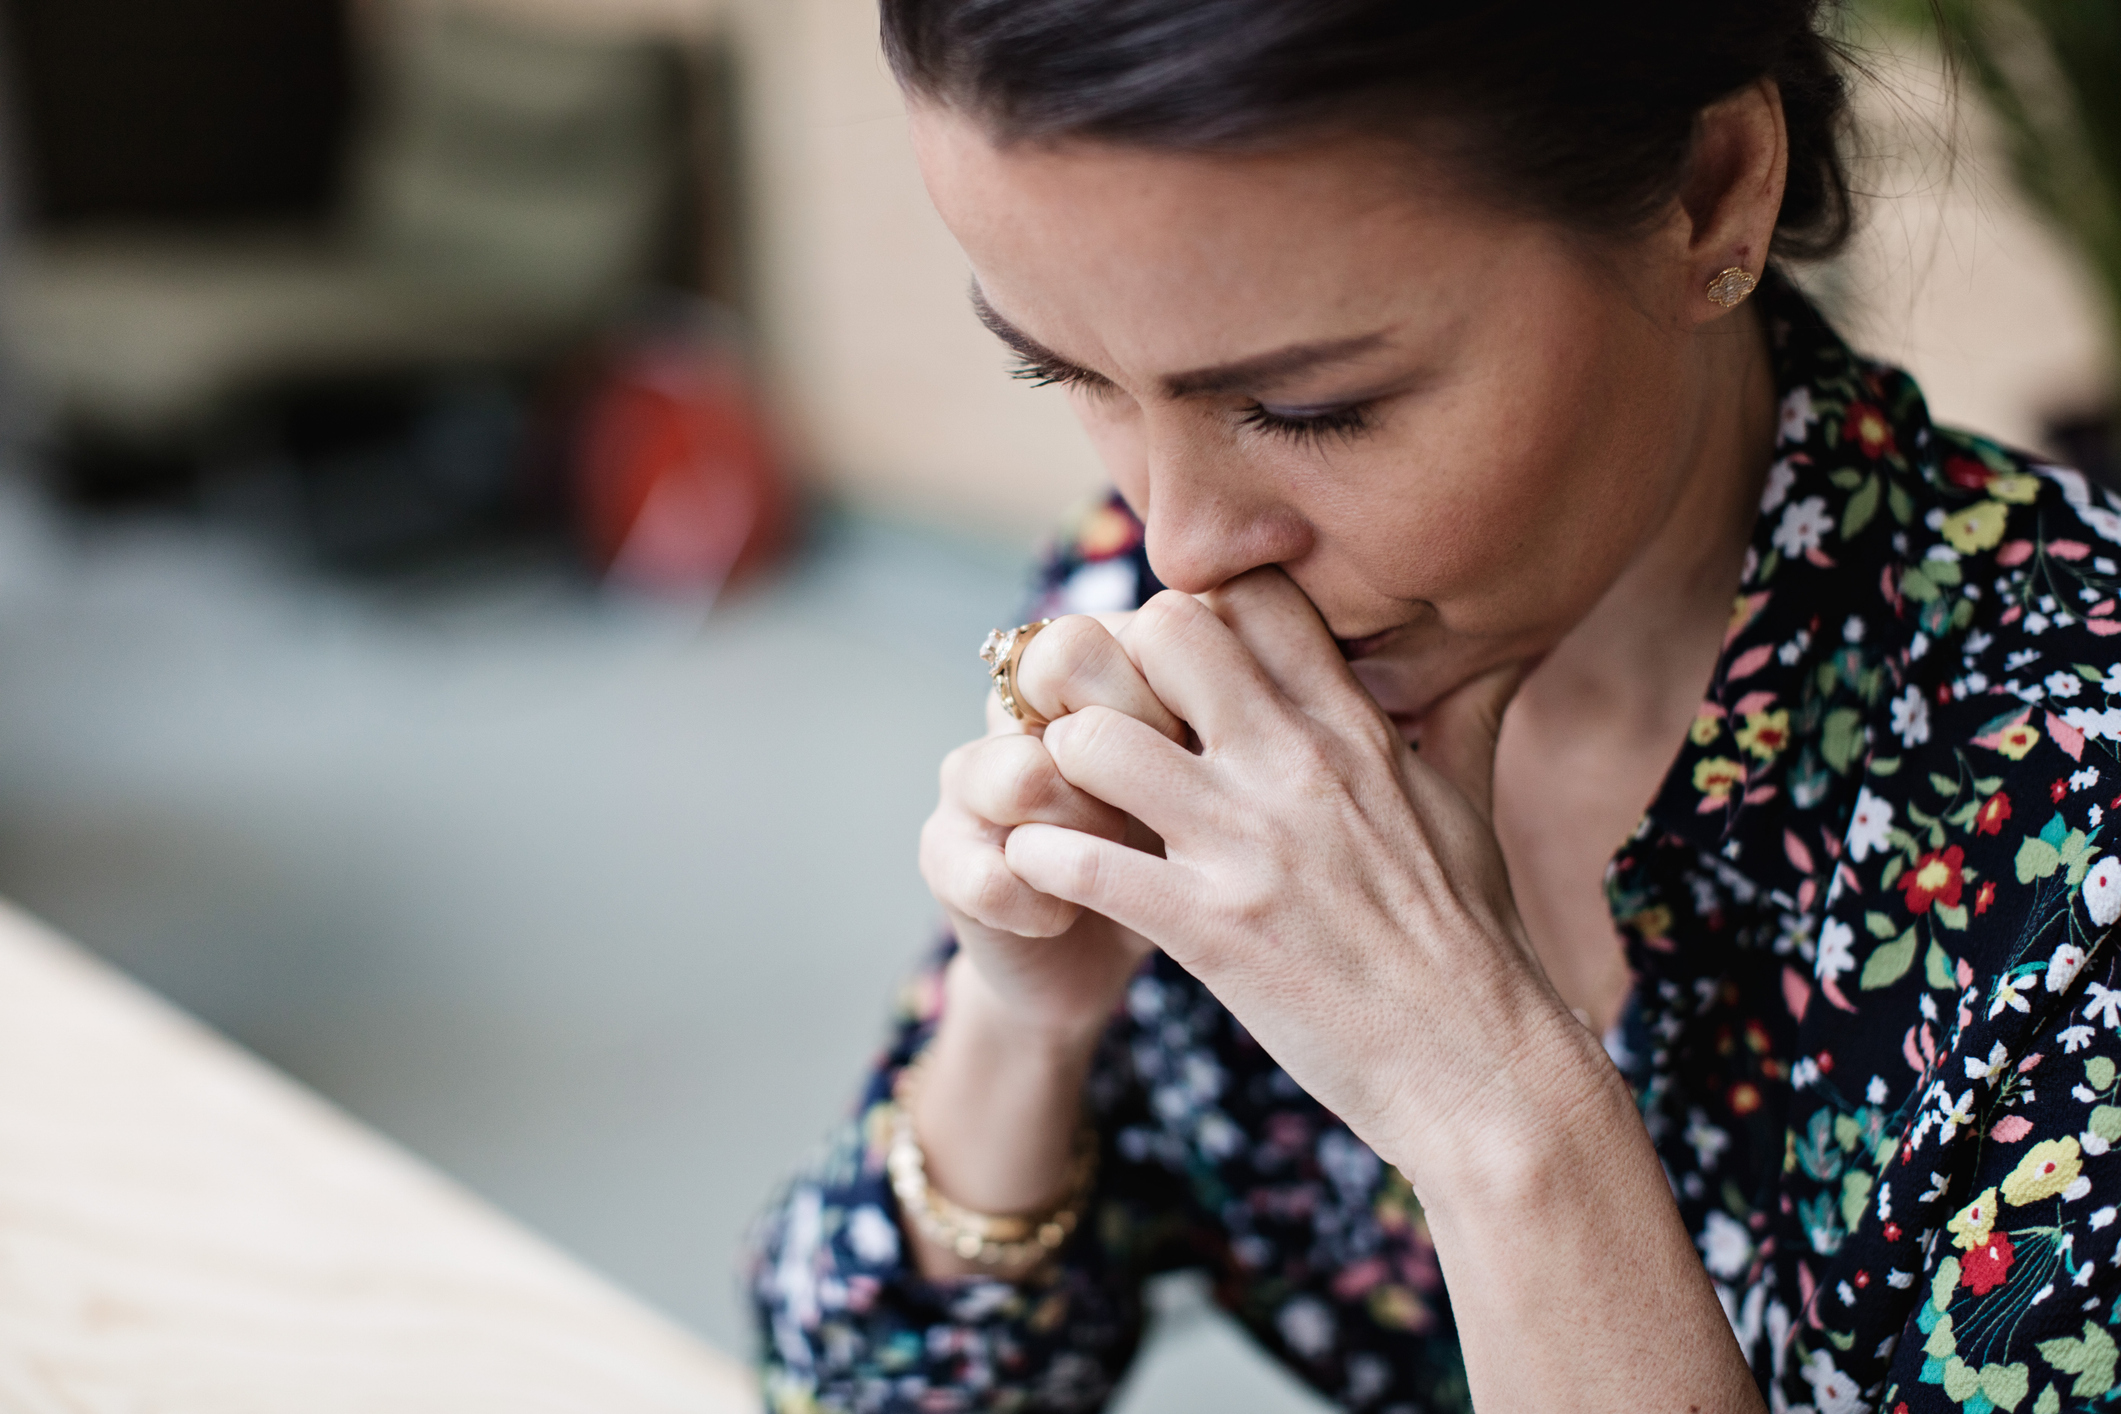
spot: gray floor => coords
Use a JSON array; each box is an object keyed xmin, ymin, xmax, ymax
[{"xmin": 0, "ymin": 480, "xmax": 1326, "ymax": 1413}]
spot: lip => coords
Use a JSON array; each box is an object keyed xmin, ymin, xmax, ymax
[{"xmin": 1334, "ymin": 625, "xmax": 1406, "ymax": 661}]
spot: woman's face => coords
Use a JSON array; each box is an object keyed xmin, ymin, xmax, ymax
[{"xmin": 913, "ymin": 108, "xmax": 1730, "ymax": 729}]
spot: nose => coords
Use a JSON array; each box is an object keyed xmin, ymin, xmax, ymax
[{"xmin": 1137, "ymin": 426, "xmax": 1312, "ymax": 595}]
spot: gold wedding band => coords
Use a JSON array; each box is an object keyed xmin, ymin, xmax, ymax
[{"xmin": 979, "ymin": 619, "xmax": 1054, "ymax": 727}]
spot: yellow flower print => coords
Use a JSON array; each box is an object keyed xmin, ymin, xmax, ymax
[
  {"xmin": 1946, "ymin": 1186, "xmax": 1997, "ymax": 1251},
  {"xmin": 1734, "ymin": 709, "xmax": 1791, "ymax": 763},
  {"xmin": 1988, "ymin": 473, "xmax": 2040, "ymax": 504},
  {"xmin": 1693, "ymin": 757, "xmax": 1746, "ymax": 805},
  {"xmin": 2001, "ymin": 1137, "xmax": 2082, "ymax": 1206},
  {"xmin": 1689, "ymin": 712, "xmax": 1723, "ymax": 746},
  {"xmin": 1628, "ymin": 905, "xmax": 1673, "ymax": 947},
  {"xmin": 1997, "ymin": 723, "xmax": 2040, "ymax": 760},
  {"xmin": 1942, "ymin": 501, "xmax": 2009, "ymax": 554}
]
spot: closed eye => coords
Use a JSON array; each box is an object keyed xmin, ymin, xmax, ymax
[
  {"xmin": 1009, "ymin": 353, "xmax": 1114, "ymax": 393},
  {"xmin": 1237, "ymin": 401, "xmax": 1374, "ymax": 445}
]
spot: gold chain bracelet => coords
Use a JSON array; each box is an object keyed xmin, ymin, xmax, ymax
[{"xmin": 885, "ymin": 1051, "xmax": 1098, "ymax": 1269}]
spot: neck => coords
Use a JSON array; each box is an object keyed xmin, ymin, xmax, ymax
[{"xmin": 1520, "ymin": 301, "xmax": 1778, "ymax": 740}]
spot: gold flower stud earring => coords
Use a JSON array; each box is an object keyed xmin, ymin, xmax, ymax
[{"xmin": 1706, "ymin": 266, "xmax": 1758, "ymax": 309}]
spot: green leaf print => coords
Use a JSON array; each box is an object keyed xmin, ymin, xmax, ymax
[
  {"xmin": 1927, "ymin": 940, "xmax": 1957, "ymax": 989},
  {"xmin": 1861, "ymin": 932, "xmax": 1920, "ymax": 990},
  {"xmin": 1867, "ymin": 911, "xmax": 1901, "ymax": 939},
  {"xmin": 2018, "ymin": 837, "xmax": 2063, "ymax": 883},
  {"xmin": 2090, "ymin": 1106, "xmax": 2121, "ymax": 1143},
  {"xmin": 1843, "ymin": 474, "xmax": 1881, "ymax": 538},
  {"xmin": 1840, "ymin": 1170, "xmax": 1873, "ymax": 1231},
  {"xmin": 2035, "ymin": 1322, "xmax": 2118, "ymax": 1399},
  {"xmin": 1823, "ymin": 707, "xmax": 1867, "ymax": 774},
  {"xmin": 2090, "ymin": 1057, "xmax": 2117, "ymax": 1091},
  {"xmin": 2034, "ymin": 1385, "xmax": 2060, "ymax": 1414}
]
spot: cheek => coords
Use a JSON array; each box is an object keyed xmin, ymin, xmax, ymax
[
  {"xmin": 1320, "ymin": 320, "xmax": 1680, "ymax": 635},
  {"xmin": 1070, "ymin": 396, "xmax": 1149, "ymax": 507}
]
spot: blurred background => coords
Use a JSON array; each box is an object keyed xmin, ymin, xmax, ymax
[{"xmin": 0, "ymin": 2, "xmax": 2110, "ymax": 1411}]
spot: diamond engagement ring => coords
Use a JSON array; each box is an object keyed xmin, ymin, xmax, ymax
[{"xmin": 979, "ymin": 619, "xmax": 1055, "ymax": 727}]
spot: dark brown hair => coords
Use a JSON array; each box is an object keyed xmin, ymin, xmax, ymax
[{"xmin": 881, "ymin": 0, "xmax": 1855, "ymax": 260}]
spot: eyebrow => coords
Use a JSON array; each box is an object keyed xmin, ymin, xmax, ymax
[{"xmin": 970, "ymin": 283, "xmax": 1393, "ymax": 400}]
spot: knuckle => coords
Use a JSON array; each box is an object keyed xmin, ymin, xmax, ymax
[
  {"xmin": 964, "ymin": 851, "xmax": 1024, "ymax": 925},
  {"xmin": 998, "ymin": 741, "xmax": 1063, "ymax": 818}
]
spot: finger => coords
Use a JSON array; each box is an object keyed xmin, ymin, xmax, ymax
[
  {"xmin": 1196, "ymin": 566, "xmax": 1367, "ymax": 724},
  {"xmin": 1039, "ymin": 705, "xmax": 1207, "ymax": 837},
  {"xmin": 944, "ymin": 733, "xmax": 1129, "ymax": 837},
  {"xmin": 920, "ymin": 807, "xmax": 1084, "ymax": 938},
  {"xmin": 1415, "ymin": 659, "xmax": 1528, "ymax": 823},
  {"xmin": 1004, "ymin": 822, "xmax": 1186, "ymax": 944},
  {"xmin": 1116, "ymin": 590, "xmax": 1284, "ymax": 746},
  {"xmin": 1014, "ymin": 614, "xmax": 1185, "ymax": 742}
]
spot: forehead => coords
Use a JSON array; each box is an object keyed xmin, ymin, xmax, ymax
[{"xmin": 909, "ymin": 105, "xmax": 1530, "ymax": 371}]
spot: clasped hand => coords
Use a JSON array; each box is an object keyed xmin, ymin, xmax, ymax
[{"xmin": 922, "ymin": 567, "xmax": 1588, "ymax": 1183}]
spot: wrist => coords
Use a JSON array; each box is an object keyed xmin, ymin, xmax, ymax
[
  {"xmin": 941, "ymin": 951, "xmax": 1113, "ymax": 1064},
  {"xmin": 1384, "ymin": 1004, "xmax": 1638, "ymax": 1217}
]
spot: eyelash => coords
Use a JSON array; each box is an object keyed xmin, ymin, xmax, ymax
[
  {"xmin": 1008, "ymin": 355, "xmax": 1101, "ymax": 391},
  {"xmin": 1238, "ymin": 402, "xmax": 1373, "ymax": 445},
  {"xmin": 1010, "ymin": 354, "xmax": 1376, "ymax": 444}
]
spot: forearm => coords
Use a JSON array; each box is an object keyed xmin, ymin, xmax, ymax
[
  {"xmin": 905, "ymin": 952, "xmax": 1103, "ymax": 1279},
  {"xmin": 1405, "ymin": 1025, "xmax": 1763, "ymax": 1414}
]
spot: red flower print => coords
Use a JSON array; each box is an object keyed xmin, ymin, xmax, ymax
[
  {"xmin": 1960, "ymin": 1231, "xmax": 2015, "ymax": 1295},
  {"xmin": 1944, "ymin": 455, "xmax": 1992, "ymax": 490},
  {"xmin": 1975, "ymin": 880, "xmax": 1996, "ymax": 916},
  {"xmin": 1845, "ymin": 402, "xmax": 1897, "ymax": 459},
  {"xmin": 2053, "ymin": 778, "xmax": 2070, "ymax": 804},
  {"xmin": 1883, "ymin": 1222, "xmax": 1903, "ymax": 1242},
  {"xmin": 1853, "ymin": 1269, "xmax": 1870, "ymax": 1289},
  {"xmin": 1898, "ymin": 846, "xmax": 1965, "ymax": 914},
  {"xmin": 1729, "ymin": 1082, "xmax": 1762, "ymax": 1115},
  {"xmin": 1974, "ymin": 792, "xmax": 2011, "ymax": 836}
]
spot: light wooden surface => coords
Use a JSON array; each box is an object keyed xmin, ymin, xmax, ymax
[{"xmin": 0, "ymin": 900, "xmax": 758, "ymax": 1413}]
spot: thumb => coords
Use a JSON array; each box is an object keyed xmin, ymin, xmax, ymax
[{"xmin": 1415, "ymin": 660, "xmax": 1529, "ymax": 824}]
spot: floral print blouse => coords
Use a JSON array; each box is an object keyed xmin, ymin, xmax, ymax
[{"xmin": 749, "ymin": 275, "xmax": 2121, "ymax": 1414}]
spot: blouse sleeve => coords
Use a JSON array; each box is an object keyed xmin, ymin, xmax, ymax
[
  {"xmin": 745, "ymin": 938, "xmax": 1208, "ymax": 1413},
  {"xmin": 1884, "ymin": 942, "xmax": 2121, "ymax": 1412}
]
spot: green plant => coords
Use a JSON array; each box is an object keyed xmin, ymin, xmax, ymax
[{"xmin": 1857, "ymin": 0, "xmax": 2121, "ymax": 409}]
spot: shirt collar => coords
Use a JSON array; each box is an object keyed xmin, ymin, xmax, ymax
[{"xmin": 1623, "ymin": 271, "xmax": 1934, "ymax": 914}]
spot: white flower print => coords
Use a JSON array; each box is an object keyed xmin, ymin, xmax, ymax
[
  {"xmin": 1779, "ymin": 386, "xmax": 1818, "ymax": 445},
  {"xmin": 2085, "ymin": 858, "xmax": 2121, "ymax": 928},
  {"xmin": 1868, "ymin": 1075, "xmax": 1890, "ymax": 1104},
  {"xmin": 1760, "ymin": 457, "xmax": 1797, "ymax": 513},
  {"xmin": 846, "ymin": 1204, "xmax": 900, "ymax": 1265},
  {"xmin": 2075, "ymin": 766, "xmax": 2105, "ymax": 792},
  {"xmin": 2048, "ymin": 669, "xmax": 2084, "ymax": 699},
  {"xmin": 1058, "ymin": 559, "xmax": 1140, "ymax": 614},
  {"xmin": 2063, "ymin": 1024, "xmax": 2099, "ymax": 1053},
  {"xmin": 1847, "ymin": 789, "xmax": 1894, "ymax": 862},
  {"xmin": 1991, "ymin": 974, "xmax": 2034, "ymax": 1019},
  {"xmin": 1843, "ymin": 614, "xmax": 1865, "ymax": 643},
  {"xmin": 1816, "ymin": 918, "xmax": 1856, "ymax": 985},
  {"xmin": 1938, "ymin": 1088, "xmax": 1977, "ymax": 1144},
  {"xmin": 2050, "ymin": 943, "xmax": 2091, "ymax": 993},
  {"xmin": 1965, "ymin": 629, "xmax": 1994, "ymax": 657},
  {"xmin": 1699, "ymin": 1210, "xmax": 1753, "ymax": 1281},
  {"xmin": 1799, "ymin": 1349, "xmax": 1865, "ymax": 1414},
  {"xmin": 1889, "ymin": 686, "xmax": 1930, "ymax": 747},
  {"xmin": 2086, "ymin": 982, "xmax": 2121, "ymax": 1029},
  {"xmin": 1965, "ymin": 1041, "xmax": 2010, "ymax": 1085},
  {"xmin": 1276, "ymin": 1297, "xmax": 1336, "ymax": 1359},
  {"xmin": 2106, "ymin": 662, "xmax": 2121, "ymax": 695},
  {"xmin": 1772, "ymin": 497, "xmax": 1833, "ymax": 558},
  {"xmin": 2065, "ymin": 706, "xmax": 2121, "ymax": 741},
  {"xmin": 1686, "ymin": 1110, "xmax": 1731, "ymax": 1169}
]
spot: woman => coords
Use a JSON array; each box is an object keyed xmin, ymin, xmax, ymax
[{"xmin": 752, "ymin": 3, "xmax": 2121, "ymax": 1410}]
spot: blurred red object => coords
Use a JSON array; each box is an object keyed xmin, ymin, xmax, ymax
[{"xmin": 574, "ymin": 331, "xmax": 792, "ymax": 600}]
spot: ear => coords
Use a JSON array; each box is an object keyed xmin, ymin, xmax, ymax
[{"xmin": 1674, "ymin": 78, "xmax": 1789, "ymax": 326}]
